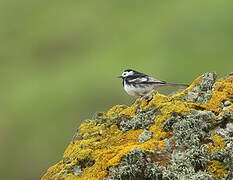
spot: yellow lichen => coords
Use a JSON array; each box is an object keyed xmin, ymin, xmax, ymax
[
  {"xmin": 153, "ymin": 100, "xmax": 191, "ymax": 126},
  {"xmin": 61, "ymin": 126, "xmax": 143, "ymax": 179},
  {"xmin": 207, "ymin": 134, "xmax": 225, "ymax": 153},
  {"xmin": 145, "ymin": 93, "xmax": 168, "ymax": 108},
  {"xmin": 66, "ymin": 174, "xmax": 79, "ymax": 180},
  {"xmin": 205, "ymin": 76, "xmax": 233, "ymax": 113},
  {"xmin": 172, "ymin": 75, "xmax": 202, "ymax": 100},
  {"xmin": 105, "ymin": 105, "xmax": 126, "ymax": 118},
  {"xmin": 208, "ymin": 160, "xmax": 228, "ymax": 179},
  {"xmin": 230, "ymin": 103, "xmax": 233, "ymax": 110},
  {"xmin": 41, "ymin": 162, "xmax": 68, "ymax": 180},
  {"xmin": 139, "ymin": 98, "xmax": 150, "ymax": 109},
  {"xmin": 119, "ymin": 103, "xmax": 138, "ymax": 117},
  {"xmin": 207, "ymin": 134, "xmax": 228, "ymax": 179},
  {"xmin": 63, "ymin": 124, "xmax": 166, "ymax": 180}
]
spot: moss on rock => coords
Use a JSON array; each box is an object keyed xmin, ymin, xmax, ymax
[{"xmin": 41, "ymin": 73, "xmax": 233, "ymax": 180}]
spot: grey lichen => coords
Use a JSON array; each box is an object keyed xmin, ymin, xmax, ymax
[
  {"xmin": 119, "ymin": 109, "xmax": 156, "ymax": 132},
  {"xmin": 188, "ymin": 171, "xmax": 215, "ymax": 180},
  {"xmin": 172, "ymin": 111, "xmax": 214, "ymax": 148},
  {"xmin": 163, "ymin": 148, "xmax": 213, "ymax": 180},
  {"xmin": 216, "ymin": 122, "xmax": 233, "ymax": 137},
  {"xmin": 65, "ymin": 164, "xmax": 83, "ymax": 177},
  {"xmin": 144, "ymin": 162, "xmax": 165, "ymax": 179},
  {"xmin": 105, "ymin": 145, "xmax": 214, "ymax": 180},
  {"xmin": 105, "ymin": 147, "xmax": 166, "ymax": 180},
  {"xmin": 105, "ymin": 148, "xmax": 148, "ymax": 180},
  {"xmin": 64, "ymin": 157, "xmax": 95, "ymax": 177},
  {"xmin": 163, "ymin": 116, "xmax": 178, "ymax": 132},
  {"xmin": 182, "ymin": 72, "xmax": 217, "ymax": 104},
  {"xmin": 138, "ymin": 130, "xmax": 153, "ymax": 143},
  {"xmin": 71, "ymin": 165, "xmax": 83, "ymax": 176},
  {"xmin": 215, "ymin": 109, "xmax": 233, "ymax": 136}
]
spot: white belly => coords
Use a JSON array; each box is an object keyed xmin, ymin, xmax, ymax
[{"xmin": 124, "ymin": 84, "xmax": 154, "ymax": 96}]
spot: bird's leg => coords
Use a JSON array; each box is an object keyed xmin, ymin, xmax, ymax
[
  {"xmin": 142, "ymin": 90, "xmax": 156, "ymax": 101},
  {"xmin": 134, "ymin": 97, "xmax": 143, "ymax": 104},
  {"xmin": 143, "ymin": 94, "xmax": 153, "ymax": 101}
]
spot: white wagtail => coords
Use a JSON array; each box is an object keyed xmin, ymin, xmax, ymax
[{"xmin": 118, "ymin": 69, "xmax": 189, "ymax": 98}]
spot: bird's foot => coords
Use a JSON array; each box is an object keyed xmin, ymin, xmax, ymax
[
  {"xmin": 142, "ymin": 91, "xmax": 157, "ymax": 102},
  {"xmin": 134, "ymin": 98, "xmax": 142, "ymax": 105},
  {"xmin": 142, "ymin": 94, "xmax": 153, "ymax": 101}
]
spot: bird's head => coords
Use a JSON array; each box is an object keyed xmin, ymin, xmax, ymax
[{"xmin": 118, "ymin": 69, "xmax": 139, "ymax": 79}]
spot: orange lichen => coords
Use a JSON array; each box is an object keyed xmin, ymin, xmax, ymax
[
  {"xmin": 205, "ymin": 76, "xmax": 233, "ymax": 113},
  {"xmin": 208, "ymin": 160, "xmax": 228, "ymax": 179}
]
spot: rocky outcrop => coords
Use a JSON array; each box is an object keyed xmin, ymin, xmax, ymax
[{"xmin": 42, "ymin": 73, "xmax": 233, "ymax": 180}]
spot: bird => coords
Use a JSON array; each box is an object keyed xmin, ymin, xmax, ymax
[{"xmin": 118, "ymin": 69, "xmax": 189, "ymax": 98}]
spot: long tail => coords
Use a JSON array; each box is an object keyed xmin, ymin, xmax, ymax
[{"xmin": 164, "ymin": 83, "xmax": 189, "ymax": 87}]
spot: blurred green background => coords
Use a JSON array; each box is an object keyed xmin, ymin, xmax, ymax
[{"xmin": 0, "ymin": 0, "xmax": 233, "ymax": 179}]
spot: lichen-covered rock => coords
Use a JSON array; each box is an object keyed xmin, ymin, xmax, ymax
[
  {"xmin": 182, "ymin": 72, "xmax": 217, "ymax": 104},
  {"xmin": 41, "ymin": 73, "xmax": 233, "ymax": 180},
  {"xmin": 138, "ymin": 130, "xmax": 153, "ymax": 144}
]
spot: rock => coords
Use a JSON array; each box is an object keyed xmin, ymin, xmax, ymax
[{"xmin": 41, "ymin": 73, "xmax": 233, "ymax": 180}]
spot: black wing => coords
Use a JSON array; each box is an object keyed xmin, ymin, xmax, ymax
[{"xmin": 127, "ymin": 76, "xmax": 167, "ymax": 85}]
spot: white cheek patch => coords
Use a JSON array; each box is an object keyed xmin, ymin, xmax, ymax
[
  {"xmin": 128, "ymin": 71, "xmax": 134, "ymax": 76},
  {"xmin": 122, "ymin": 71, "xmax": 134, "ymax": 77}
]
